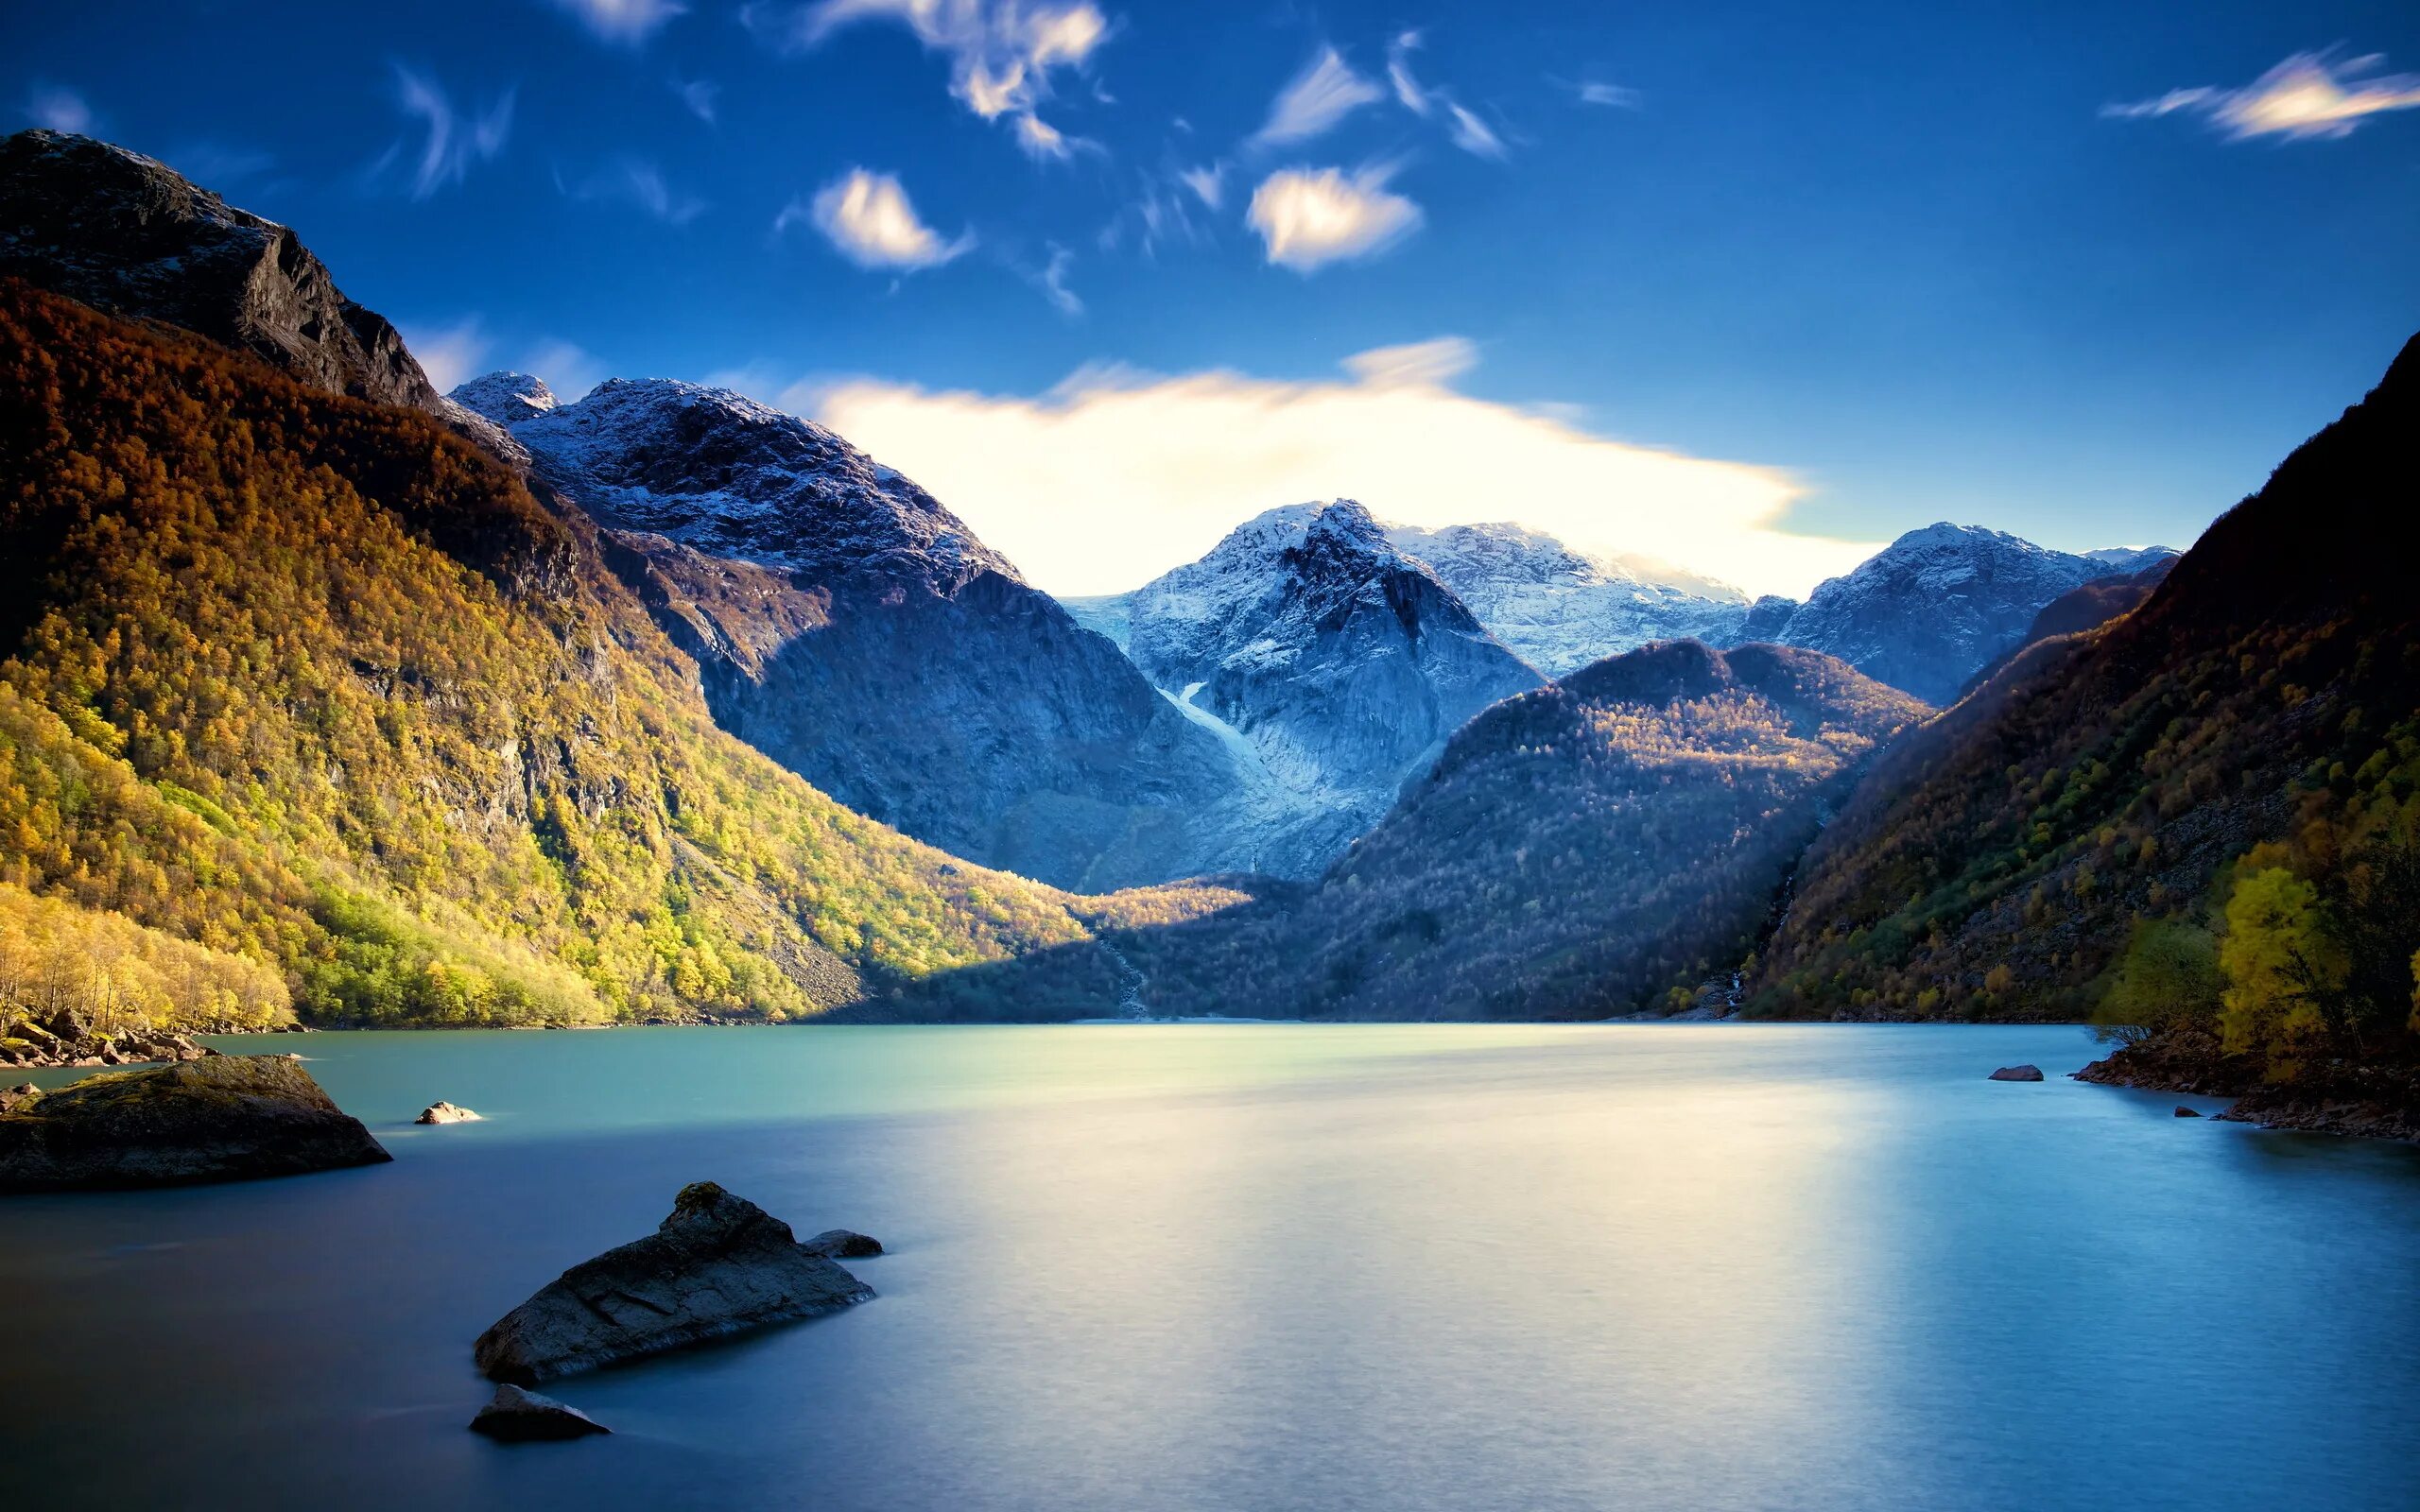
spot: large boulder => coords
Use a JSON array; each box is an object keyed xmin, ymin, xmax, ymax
[
  {"xmin": 0, "ymin": 1056, "xmax": 390, "ymax": 1193},
  {"xmin": 1987, "ymin": 1065, "xmax": 2045, "ymax": 1082},
  {"xmin": 469, "ymin": 1384, "xmax": 611, "ymax": 1442},
  {"xmin": 418, "ymin": 1101, "xmax": 480, "ymax": 1125},
  {"xmin": 474, "ymin": 1183, "xmax": 874, "ymax": 1383}
]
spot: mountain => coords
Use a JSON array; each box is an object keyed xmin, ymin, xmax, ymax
[
  {"xmin": 0, "ymin": 211, "xmax": 1251, "ymax": 1035},
  {"xmin": 1090, "ymin": 640, "xmax": 1926, "ymax": 1021},
  {"xmin": 1066, "ymin": 502, "xmax": 1545, "ymax": 875},
  {"xmin": 1763, "ymin": 524, "xmax": 2180, "ymax": 705},
  {"xmin": 0, "ymin": 129, "xmax": 516, "ymax": 460},
  {"xmin": 451, "ymin": 371, "xmax": 1260, "ymax": 892},
  {"xmin": 1956, "ymin": 557, "xmax": 2176, "ymax": 697},
  {"xmin": 1381, "ymin": 522, "xmax": 1756, "ymax": 676},
  {"xmin": 1748, "ymin": 333, "xmax": 2420, "ymax": 1092}
]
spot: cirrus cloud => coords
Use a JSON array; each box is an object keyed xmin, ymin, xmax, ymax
[
  {"xmin": 548, "ymin": 0, "xmax": 687, "ymax": 45},
  {"xmin": 784, "ymin": 167, "xmax": 971, "ymax": 269},
  {"xmin": 747, "ymin": 0, "xmax": 1105, "ymax": 159},
  {"xmin": 1248, "ymin": 163, "xmax": 1423, "ymax": 272},
  {"xmin": 1251, "ymin": 45, "xmax": 1384, "ymax": 147},
  {"xmin": 738, "ymin": 341, "xmax": 1874, "ymax": 599},
  {"xmin": 2103, "ymin": 47, "xmax": 2420, "ymax": 141}
]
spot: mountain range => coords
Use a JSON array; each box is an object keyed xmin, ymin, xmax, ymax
[{"xmin": 12, "ymin": 125, "xmax": 2398, "ymax": 1070}]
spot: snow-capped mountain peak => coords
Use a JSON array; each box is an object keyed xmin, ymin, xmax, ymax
[
  {"xmin": 448, "ymin": 372, "xmax": 1019, "ymax": 588},
  {"xmin": 450, "ymin": 370, "xmax": 558, "ymax": 425}
]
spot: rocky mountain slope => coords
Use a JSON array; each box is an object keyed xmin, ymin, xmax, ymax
[
  {"xmin": 451, "ymin": 371, "xmax": 1267, "ymax": 891},
  {"xmin": 1065, "ymin": 502, "xmax": 1544, "ymax": 875},
  {"xmin": 1381, "ymin": 522, "xmax": 1757, "ymax": 676},
  {"xmin": 0, "ymin": 129, "xmax": 516, "ymax": 459},
  {"xmin": 1069, "ymin": 641, "xmax": 1925, "ymax": 1021},
  {"xmin": 1748, "ymin": 329, "xmax": 2420, "ymax": 1071},
  {"xmin": 1762, "ymin": 524, "xmax": 2178, "ymax": 705}
]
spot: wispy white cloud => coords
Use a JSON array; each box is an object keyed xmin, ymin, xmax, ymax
[
  {"xmin": 1386, "ymin": 32, "xmax": 1431, "ymax": 116},
  {"xmin": 672, "ymin": 76, "xmax": 719, "ymax": 124},
  {"xmin": 2103, "ymin": 48, "xmax": 2420, "ymax": 141},
  {"xmin": 784, "ymin": 167, "xmax": 971, "ymax": 269},
  {"xmin": 1247, "ymin": 163, "xmax": 1422, "ymax": 272},
  {"xmin": 1010, "ymin": 109, "xmax": 1099, "ymax": 161},
  {"xmin": 549, "ymin": 0, "xmax": 687, "ymax": 44},
  {"xmin": 398, "ymin": 317, "xmax": 492, "ymax": 393},
  {"xmin": 1570, "ymin": 78, "xmax": 1641, "ymax": 109},
  {"xmin": 1444, "ymin": 101, "xmax": 1507, "ymax": 159},
  {"xmin": 1342, "ymin": 335, "xmax": 1477, "ymax": 388},
  {"xmin": 567, "ymin": 157, "xmax": 707, "ymax": 224},
  {"xmin": 747, "ymin": 0, "xmax": 1106, "ymax": 157},
  {"xmin": 1385, "ymin": 33, "xmax": 1510, "ymax": 159},
  {"xmin": 1177, "ymin": 163, "xmax": 1225, "ymax": 209},
  {"xmin": 1251, "ymin": 45, "xmax": 1384, "ymax": 147},
  {"xmin": 24, "ymin": 82, "xmax": 95, "ymax": 134},
  {"xmin": 388, "ymin": 64, "xmax": 515, "ymax": 199},
  {"xmin": 1012, "ymin": 242, "xmax": 1082, "ymax": 316},
  {"xmin": 751, "ymin": 340, "xmax": 1871, "ymax": 598}
]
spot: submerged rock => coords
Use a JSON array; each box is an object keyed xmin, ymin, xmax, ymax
[
  {"xmin": 474, "ymin": 1182, "xmax": 874, "ymax": 1383},
  {"xmin": 0, "ymin": 1056, "xmax": 391, "ymax": 1193},
  {"xmin": 1988, "ymin": 1065, "xmax": 2045, "ymax": 1082},
  {"xmin": 801, "ymin": 1228, "xmax": 884, "ymax": 1259},
  {"xmin": 418, "ymin": 1101, "xmax": 481, "ymax": 1125},
  {"xmin": 469, "ymin": 1383, "xmax": 611, "ymax": 1441}
]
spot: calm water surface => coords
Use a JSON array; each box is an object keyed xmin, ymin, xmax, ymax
[{"xmin": 5, "ymin": 1023, "xmax": 2416, "ymax": 1511}]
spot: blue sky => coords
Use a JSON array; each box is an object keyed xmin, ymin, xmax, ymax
[{"xmin": 9, "ymin": 0, "xmax": 2419, "ymax": 594}]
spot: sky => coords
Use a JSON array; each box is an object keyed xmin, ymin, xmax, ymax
[{"xmin": 9, "ymin": 0, "xmax": 2419, "ymax": 597}]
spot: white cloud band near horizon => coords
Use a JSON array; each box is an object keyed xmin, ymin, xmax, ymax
[{"xmin": 734, "ymin": 336, "xmax": 1878, "ymax": 599}]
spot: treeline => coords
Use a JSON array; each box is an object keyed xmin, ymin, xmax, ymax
[{"xmin": 0, "ymin": 883, "xmax": 290, "ymax": 1039}]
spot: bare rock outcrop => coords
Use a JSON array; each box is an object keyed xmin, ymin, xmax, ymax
[
  {"xmin": 0, "ymin": 1056, "xmax": 390, "ymax": 1192},
  {"xmin": 474, "ymin": 1183, "xmax": 874, "ymax": 1383}
]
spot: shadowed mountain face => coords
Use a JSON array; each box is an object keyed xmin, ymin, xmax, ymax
[
  {"xmin": 1750, "ymin": 332, "xmax": 2420, "ymax": 1023},
  {"xmin": 1763, "ymin": 524, "xmax": 2179, "ymax": 705},
  {"xmin": 452, "ymin": 373, "xmax": 1257, "ymax": 891},
  {"xmin": 1065, "ymin": 502, "xmax": 1546, "ymax": 875},
  {"xmin": 993, "ymin": 640, "xmax": 1927, "ymax": 1025}
]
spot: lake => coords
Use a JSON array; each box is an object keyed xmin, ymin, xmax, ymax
[{"xmin": 5, "ymin": 1023, "xmax": 2417, "ymax": 1511}]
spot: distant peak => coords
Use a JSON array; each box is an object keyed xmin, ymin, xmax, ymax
[{"xmin": 449, "ymin": 370, "xmax": 558, "ymax": 427}]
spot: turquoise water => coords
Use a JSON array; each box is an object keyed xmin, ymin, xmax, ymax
[{"xmin": 4, "ymin": 1023, "xmax": 2417, "ymax": 1511}]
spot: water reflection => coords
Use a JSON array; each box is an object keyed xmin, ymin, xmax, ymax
[{"xmin": 4, "ymin": 1024, "xmax": 2416, "ymax": 1512}]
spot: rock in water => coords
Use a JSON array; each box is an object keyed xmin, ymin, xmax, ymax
[
  {"xmin": 2175, "ymin": 1106, "xmax": 2203, "ymax": 1118},
  {"xmin": 1988, "ymin": 1065, "xmax": 2046, "ymax": 1082},
  {"xmin": 469, "ymin": 1383, "xmax": 611, "ymax": 1441},
  {"xmin": 801, "ymin": 1228, "xmax": 885, "ymax": 1259},
  {"xmin": 0, "ymin": 1056, "xmax": 390, "ymax": 1193},
  {"xmin": 474, "ymin": 1183, "xmax": 875, "ymax": 1383},
  {"xmin": 418, "ymin": 1101, "xmax": 481, "ymax": 1125}
]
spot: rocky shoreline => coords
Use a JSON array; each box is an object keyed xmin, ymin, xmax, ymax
[
  {"xmin": 1, "ymin": 1006, "xmax": 310, "ymax": 1071},
  {"xmin": 2075, "ymin": 1034, "xmax": 2420, "ymax": 1143}
]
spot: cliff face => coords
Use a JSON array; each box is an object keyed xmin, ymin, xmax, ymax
[{"xmin": 0, "ymin": 129, "xmax": 440, "ymax": 413}]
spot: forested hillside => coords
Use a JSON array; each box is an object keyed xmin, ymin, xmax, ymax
[
  {"xmin": 0, "ymin": 282, "xmax": 1231, "ymax": 1035},
  {"xmin": 1749, "ymin": 334, "xmax": 2420, "ymax": 1085}
]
